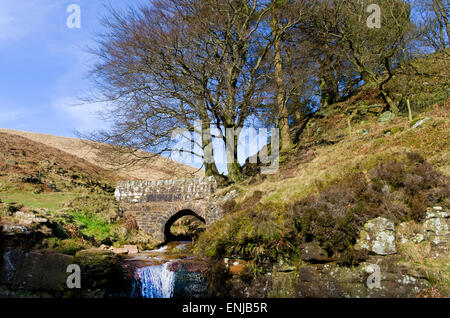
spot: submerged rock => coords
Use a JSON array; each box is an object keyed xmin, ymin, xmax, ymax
[{"xmin": 0, "ymin": 249, "xmax": 73, "ymax": 293}]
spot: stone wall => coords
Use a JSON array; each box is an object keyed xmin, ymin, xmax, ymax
[
  {"xmin": 115, "ymin": 177, "xmax": 217, "ymax": 203},
  {"xmin": 115, "ymin": 177, "xmax": 223, "ymax": 242}
]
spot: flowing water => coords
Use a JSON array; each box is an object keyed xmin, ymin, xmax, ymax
[
  {"xmin": 121, "ymin": 242, "xmax": 209, "ymax": 298},
  {"xmin": 133, "ymin": 262, "xmax": 176, "ymax": 298}
]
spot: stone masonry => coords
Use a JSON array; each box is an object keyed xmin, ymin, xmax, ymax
[{"xmin": 114, "ymin": 177, "xmax": 223, "ymax": 242}]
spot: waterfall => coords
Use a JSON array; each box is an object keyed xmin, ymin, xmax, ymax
[{"xmin": 134, "ymin": 262, "xmax": 176, "ymax": 298}]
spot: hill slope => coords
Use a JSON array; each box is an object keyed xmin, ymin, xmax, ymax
[
  {"xmin": 0, "ymin": 129, "xmax": 203, "ymax": 180},
  {"xmin": 0, "ymin": 131, "xmax": 119, "ymax": 193},
  {"xmin": 195, "ymin": 100, "xmax": 450, "ymax": 297}
]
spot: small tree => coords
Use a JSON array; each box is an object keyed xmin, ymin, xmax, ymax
[{"xmin": 322, "ymin": 0, "xmax": 414, "ymax": 114}]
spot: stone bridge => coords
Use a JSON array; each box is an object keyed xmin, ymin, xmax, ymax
[{"xmin": 114, "ymin": 177, "xmax": 223, "ymax": 242}]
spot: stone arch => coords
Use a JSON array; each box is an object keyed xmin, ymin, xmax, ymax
[
  {"xmin": 115, "ymin": 177, "xmax": 222, "ymax": 244},
  {"xmin": 161, "ymin": 205, "xmax": 206, "ymax": 242}
]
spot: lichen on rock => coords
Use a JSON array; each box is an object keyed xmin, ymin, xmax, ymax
[
  {"xmin": 423, "ymin": 207, "xmax": 449, "ymax": 247},
  {"xmin": 355, "ymin": 217, "xmax": 397, "ymax": 255}
]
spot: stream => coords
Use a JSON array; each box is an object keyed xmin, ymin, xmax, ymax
[{"xmin": 120, "ymin": 242, "xmax": 210, "ymax": 298}]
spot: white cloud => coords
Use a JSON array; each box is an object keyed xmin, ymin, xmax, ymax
[
  {"xmin": 0, "ymin": 97, "xmax": 24, "ymax": 125},
  {"xmin": 52, "ymin": 96, "xmax": 111, "ymax": 132},
  {"xmin": 0, "ymin": 0, "xmax": 58, "ymax": 45},
  {"xmin": 0, "ymin": 110, "xmax": 21, "ymax": 125}
]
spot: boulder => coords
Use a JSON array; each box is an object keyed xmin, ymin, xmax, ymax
[
  {"xmin": 423, "ymin": 207, "xmax": 449, "ymax": 247},
  {"xmin": 301, "ymin": 242, "xmax": 330, "ymax": 263},
  {"xmin": 74, "ymin": 248, "xmax": 121, "ymax": 290},
  {"xmin": 411, "ymin": 117, "xmax": 430, "ymax": 129},
  {"xmin": 110, "ymin": 247, "xmax": 128, "ymax": 255},
  {"xmin": 355, "ymin": 217, "xmax": 396, "ymax": 255},
  {"xmin": 269, "ymin": 270, "xmax": 298, "ymax": 298},
  {"xmin": 124, "ymin": 245, "xmax": 139, "ymax": 254},
  {"xmin": 378, "ymin": 111, "xmax": 396, "ymax": 123},
  {"xmin": 1, "ymin": 224, "xmax": 31, "ymax": 235},
  {"xmin": 13, "ymin": 211, "xmax": 48, "ymax": 225},
  {"xmin": 295, "ymin": 256, "xmax": 429, "ymax": 298},
  {"xmin": 0, "ymin": 249, "xmax": 74, "ymax": 292}
]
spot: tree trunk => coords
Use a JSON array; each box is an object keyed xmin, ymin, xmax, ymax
[
  {"xmin": 433, "ymin": 0, "xmax": 447, "ymax": 49},
  {"xmin": 201, "ymin": 120, "xmax": 225, "ymax": 184},
  {"xmin": 225, "ymin": 127, "xmax": 242, "ymax": 183},
  {"xmin": 272, "ymin": 4, "xmax": 292, "ymax": 152},
  {"xmin": 320, "ymin": 77, "xmax": 338, "ymax": 109},
  {"xmin": 380, "ymin": 89, "xmax": 399, "ymax": 115},
  {"xmin": 435, "ymin": 0, "xmax": 450, "ymax": 48}
]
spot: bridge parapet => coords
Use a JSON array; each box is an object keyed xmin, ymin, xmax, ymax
[{"xmin": 115, "ymin": 176, "xmax": 217, "ymax": 204}]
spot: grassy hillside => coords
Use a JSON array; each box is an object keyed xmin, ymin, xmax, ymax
[
  {"xmin": 195, "ymin": 108, "xmax": 450, "ymax": 295},
  {"xmin": 196, "ymin": 105, "xmax": 449, "ymax": 243},
  {"xmin": 0, "ymin": 129, "xmax": 204, "ymax": 180},
  {"xmin": 0, "ymin": 132, "xmax": 118, "ymax": 193},
  {"xmin": 194, "ymin": 51, "xmax": 450, "ymax": 295},
  {"xmin": 0, "ymin": 132, "xmax": 166, "ymax": 253}
]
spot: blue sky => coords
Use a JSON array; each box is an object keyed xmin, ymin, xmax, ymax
[
  {"xmin": 0, "ymin": 0, "xmax": 143, "ymax": 137},
  {"xmin": 2, "ymin": 1, "xmax": 430, "ymax": 174},
  {"xmin": 0, "ymin": 0, "xmax": 274, "ymax": 174}
]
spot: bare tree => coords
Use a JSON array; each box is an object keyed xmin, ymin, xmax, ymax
[
  {"xmin": 328, "ymin": 0, "xmax": 414, "ymax": 114},
  {"xmin": 269, "ymin": 0, "xmax": 308, "ymax": 151},
  {"xmin": 415, "ymin": 0, "xmax": 450, "ymax": 51},
  {"xmin": 87, "ymin": 0, "xmax": 278, "ymax": 183}
]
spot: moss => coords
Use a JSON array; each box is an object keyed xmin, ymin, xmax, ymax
[
  {"xmin": 195, "ymin": 201, "xmax": 296, "ymax": 264},
  {"xmin": 40, "ymin": 237, "xmax": 91, "ymax": 255},
  {"xmin": 239, "ymin": 265, "xmax": 255, "ymax": 284},
  {"xmin": 409, "ymin": 117, "xmax": 422, "ymax": 127},
  {"xmin": 398, "ymin": 241, "xmax": 450, "ymax": 296},
  {"xmin": 335, "ymin": 247, "xmax": 369, "ymax": 266},
  {"xmin": 383, "ymin": 126, "xmax": 404, "ymax": 135},
  {"xmin": 70, "ymin": 211, "xmax": 113, "ymax": 242}
]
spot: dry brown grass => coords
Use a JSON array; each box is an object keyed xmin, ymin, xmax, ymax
[
  {"xmin": 227, "ymin": 106, "xmax": 449, "ymax": 208},
  {"xmin": 0, "ymin": 131, "xmax": 117, "ymax": 184},
  {"xmin": 0, "ymin": 128, "xmax": 203, "ymax": 180},
  {"xmin": 398, "ymin": 241, "xmax": 450, "ymax": 296}
]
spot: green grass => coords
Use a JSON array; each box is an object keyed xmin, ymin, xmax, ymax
[
  {"xmin": 0, "ymin": 191, "xmax": 78, "ymax": 211},
  {"xmin": 0, "ymin": 190, "xmax": 127, "ymax": 245},
  {"xmin": 71, "ymin": 211, "xmax": 113, "ymax": 242}
]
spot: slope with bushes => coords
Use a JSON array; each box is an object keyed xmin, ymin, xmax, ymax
[{"xmin": 194, "ymin": 52, "xmax": 450, "ymax": 296}]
